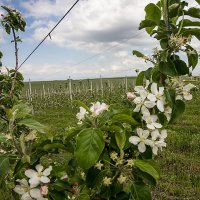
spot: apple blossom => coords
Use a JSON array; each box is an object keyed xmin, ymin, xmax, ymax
[
  {"xmin": 129, "ymin": 128, "xmax": 153, "ymax": 153},
  {"xmin": 25, "ymin": 164, "xmax": 52, "ymax": 187},
  {"xmin": 142, "ymin": 114, "xmax": 162, "ymax": 130},
  {"xmin": 147, "ymin": 83, "xmax": 165, "ymax": 112},
  {"xmin": 133, "ymin": 89, "xmax": 155, "ymax": 116},
  {"xmin": 90, "ymin": 102, "xmax": 109, "ymax": 117},
  {"xmin": 76, "ymin": 107, "xmax": 88, "ymax": 122},
  {"xmin": 14, "ymin": 179, "xmax": 48, "ymax": 200}
]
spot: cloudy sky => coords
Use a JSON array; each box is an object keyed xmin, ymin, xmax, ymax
[{"xmin": 0, "ymin": 0, "xmax": 199, "ymax": 81}]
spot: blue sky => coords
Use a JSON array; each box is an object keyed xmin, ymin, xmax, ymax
[{"xmin": 0, "ymin": 0, "xmax": 199, "ymax": 81}]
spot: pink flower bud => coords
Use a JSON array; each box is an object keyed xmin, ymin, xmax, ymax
[
  {"xmin": 127, "ymin": 92, "xmax": 135, "ymax": 100},
  {"xmin": 40, "ymin": 186, "xmax": 48, "ymax": 195}
]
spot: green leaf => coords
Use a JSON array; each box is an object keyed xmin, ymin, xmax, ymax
[
  {"xmin": 132, "ymin": 50, "xmax": 145, "ymax": 58},
  {"xmin": 49, "ymin": 191, "xmax": 66, "ymax": 200},
  {"xmin": 185, "ymin": 7, "xmax": 200, "ymax": 19},
  {"xmin": 52, "ymin": 180, "xmax": 69, "ymax": 191},
  {"xmin": 43, "ymin": 143, "xmax": 67, "ymax": 151},
  {"xmin": 144, "ymin": 68, "xmax": 152, "ymax": 80},
  {"xmin": 165, "ymin": 89, "xmax": 176, "ymax": 107},
  {"xmin": 182, "ymin": 28, "xmax": 200, "ymax": 40},
  {"xmin": 135, "ymin": 71, "xmax": 145, "ymax": 86},
  {"xmin": 186, "ymin": 45, "xmax": 199, "ymax": 69},
  {"xmin": 169, "ymin": 3, "xmax": 180, "ymax": 18},
  {"xmin": 77, "ymin": 194, "xmax": 90, "ymax": 200},
  {"xmin": 160, "ymin": 39, "xmax": 168, "ymax": 49},
  {"xmin": 112, "ymin": 114, "xmax": 138, "ymax": 126},
  {"xmin": 159, "ymin": 61, "xmax": 178, "ymax": 77},
  {"xmin": 170, "ymin": 100, "xmax": 185, "ymax": 123},
  {"xmin": 0, "ymin": 157, "xmax": 10, "ymax": 184},
  {"xmin": 135, "ymin": 159, "xmax": 160, "ymax": 182},
  {"xmin": 139, "ymin": 19, "xmax": 157, "ymax": 30},
  {"xmin": 132, "ymin": 182, "xmax": 152, "ymax": 200},
  {"xmin": 12, "ymin": 103, "xmax": 32, "ymax": 119},
  {"xmin": 18, "ymin": 119, "xmax": 47, "ymax": 133},
  {"xmin": 115, "ymin": 131, "xmax": 126, "ymax": 150},
  {"xmin": 178, "ymin": 19, "xmax": 200, "ymax": 27},
  {"xmin": 174, "ymin": 60, "xmax": 189, "ymax": 75},
  {"xmin": 145, "ymin": 3, "xmax": 161, "ymax": 24},
  {"xmin": 75, "ymin": 128, "xmax": 105, "ymax": 169}
]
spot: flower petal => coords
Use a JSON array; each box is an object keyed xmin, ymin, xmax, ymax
[
  {"xmin": 160, "ymin": 130, "xmax": 167, "ymax": 140},
  {"xmin": 141, "ymin": 106, "xmax": 150, "ymax": 116},
  {"xmin": 183, "ymin": 93, "xmax": 192, "ymax": 100},
  {"xmin": 40, "ymin": 176, "xmax": 50, "ymax": 184},
  {"xmin": 25, "ymin": 169, "xmax": 37, "ymax": 179},
  {"xmin": 129, "ymin": 136, "xmax": 140, "ymax": 145},
  {"xmin": 133, "ymin": 104, "xmax": 141, "ymax": 112},
  {"xmin": 151, "ymin": 129, "xmax": 160, "ymax": 140},
  {"xmin": 140, "ymin": 90, "xmax": 148, "ymax": 100},
  {"xmin": 183, "ymin": 83, "xmax": 196, "ymax": 91},
  {"xmin": 151, "ymin": 83, "xmax": 158, "ymax": 95},
  {"xmin": 152, "ymin": 146, "xmax": 158, "ymax": 155},
  {"xmin": 36, "ymin": 164, "xmax": 44, "ymax": 173},
  {"xmin": 29, "ymin": 178, "xmax": 40, "ymax": 187},
  {"xmin": 142, "ymin": 130, "xmax": 149, "ymax": 139},
  {"xmin": 13, "ymin": 185, "xmax": 26, "ymax": 195},
  {"xmin": 158, "ymin": 87, "xmax": 164, "ymax": 95},
  {"xmin": 43, "ymin": 166, "xmax": 52, "ymax": 176},
  {"xmin": 147, "ymin": 124, "xmax": 156, "ymax": 130},
  {"xmin": 138, "ymin": 142, "xmax": 146, "ymax": 153},
  {"xmin": 16, "ymin": 179, "xmax": 29, "ymax": 187},
  {"xmin": 133, "ymin": 97, "xmax": 142, "ymax": 104},
  {"xmin": 147, "ymin": 93, "xmax": 156, "ymax": 102},
  {"xmin": 144, "ymin": 101, "xmax": 156, "ymax": 108},
  {"xmin": 134, "ymin": 86, "xmax": 145, "ymax": 92},
  {"xmin": 21, "ymin": 192, "xmax": 33, "ymax": 200},
  {"xmin": 30, "ymin": 188, "xmax": 42, "ymax": 198},
  {"xmin": 153, "ymin": 122, "xmax": 162, "ymax": 129},
  {"xmin": 157, "ymin": 100, "xmax": 164, "ymax": 112}
]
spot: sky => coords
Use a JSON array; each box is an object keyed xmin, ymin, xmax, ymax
[{"xmin": 0, "ymin": 0, "xmax": 199, "ymax": 81}]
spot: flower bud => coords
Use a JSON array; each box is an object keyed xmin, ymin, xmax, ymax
[
  {"xmin": 40, "ymin": 185, "xmax": 48, "ymax": 195},
  {"xmin": 127, "ymin": 92, "xmax": 135, "ymax": 100}
]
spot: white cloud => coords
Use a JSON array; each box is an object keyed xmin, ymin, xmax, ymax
[{"xmin": 23, "ymin": 0, "xmax": 158, "ymax": 52}]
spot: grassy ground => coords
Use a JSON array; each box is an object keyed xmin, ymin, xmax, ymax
[{"xmin": 1, "ymin": 79, "xmax": 200, "ymax": 199}]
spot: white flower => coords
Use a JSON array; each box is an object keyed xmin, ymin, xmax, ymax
[
  {"xmin": 151, "ymin": 140, "xmax": 166, "ymax": 155},
  {"xmin": 76, "ymin": 107, "xmax": 88, "ymax": 121},
  {"xmin": 90, "ymin": 102, "xmax": 109, "ymax": 117},
  {"xmin": 182, "ymin": 83, "xmax": 196, "ymax": 100},
  {"xmin": 147, "ymin": 83, "xmax": 165, "ymax": 112},
  {"xmin": 25, "ymin": 165, "xmax": 52, "ymax": 187},
  {"xmin": 151, "ymin": 129, "xmax": 167, "ymax": 141},
  {"xmin": 129, "ymin": 128, "xmax": 153, "ymax": 153},
  {"xmin": 133, "ymin": 89, "xmax": 155, "ymax": 116},
  {"xmin": 142, "ymin": 115, "xmax": 162, "ymax": 130},
  {"xmin": 14, "ymin": 179, "xmax": 48, "ymax": 200},
  {"xmin": 150, "ymin": 129, "xmax": 167, "ymax": 155}
]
